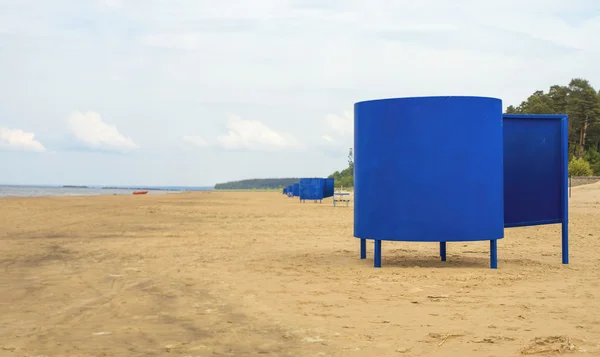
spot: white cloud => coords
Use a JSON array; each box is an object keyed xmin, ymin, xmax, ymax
[
  {"xmin": 325, "ymin": 110, "xmax": 353, "ymax": 137},
  {"xmin": 0, "ymin": 127, "xmax": 46, "ymax": 152},
  {"xmin": 104, "ymin": 0, "xmax": 122, "ymax": 9},
  {"xmin": 140, "ymin": 33, "xmax": 206, "ymax": 51},
  {"xmin": 66, "ymin": 111, "xmax": 138, "ymax": 152},
  {"xmin": 1, "ymin": 0, "xmax": 599, "ymax": 185},
  {"xmin": 183, "ymin": 135, "xmax": 209, "ymax": 148},
  {"xmin": 317, "ymin": 133, "xmax": 350, "ymax": 158},
  {"xmin": 321, "ymin": 134, "xmax": 334, "ymax": 143},
  {"xmin": 316, "ymin": 110, "xmax": 353, "ymax": 156},
  {"xmin": 216, "ymin": 115, "xmax": 299, "ymax": 151}
]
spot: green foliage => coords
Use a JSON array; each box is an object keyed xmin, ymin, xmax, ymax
[
  {"xmin": 569, "ymin": 157, "xmax": 593, "ymax": 176},
  {"xmin": 592, "ymin": 162, "xmax": 600, "ymax": 176},
  {"xmin": 328, "ymin": 165, "xmax": 353, "ymax": 188},
  {"xmin": 584, "ymin": 148, "xmax": 600, "ymax": 175}
]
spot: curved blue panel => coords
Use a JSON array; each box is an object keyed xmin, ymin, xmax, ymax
[
  {"xmin": 292, "ymin": 183, "xmax": 300, "ymax": 197},
  {"xmin": 354, "ymin": 96, "xmax": 505, "ymax": 242}
]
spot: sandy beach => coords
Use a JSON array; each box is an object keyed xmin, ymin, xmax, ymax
[{"xmin": 1, "ymin": 184, "xmax": 600, "ymax": 357}]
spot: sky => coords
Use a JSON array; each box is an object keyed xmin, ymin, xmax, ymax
[{"xmin": 1, "ymin": 0, "xmax": 599, "ymax": 186}]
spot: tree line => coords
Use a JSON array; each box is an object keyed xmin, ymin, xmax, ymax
[{"xmin": 214, "ymin": 178, "xmax": 300, "ymax": 190}]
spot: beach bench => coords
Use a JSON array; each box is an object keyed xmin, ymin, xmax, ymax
[{"xmin": 333, "ymin": 192, "xmax": 351, "ymax": 207}]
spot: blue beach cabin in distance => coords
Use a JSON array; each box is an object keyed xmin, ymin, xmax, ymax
[
  {"xmin": 298, "ymin": 178, "xmax": 332, "ymax": 202},
  {"xmin": 299, "ymin": 178, "xmax": 324, "ymax": 202},
  {"xmin": 292, "ymin": 183, "xmax": 300, "ymax": 197},
  {"xmin": 324, "ymin": 178, "xmax": 334, "ymax": 199},
  {"xmin": 298, "ymin": 178, "xmax": 336, "ymax": 203}
]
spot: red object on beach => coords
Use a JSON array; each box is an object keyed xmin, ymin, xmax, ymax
[{"xmin": 133, "ymin": 190, "xmax": 148, "ymax": 195}]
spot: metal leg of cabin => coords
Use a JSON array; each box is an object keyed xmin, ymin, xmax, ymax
[
  {"xmin": 490, "ymin": 239, "xmax": 498, "ymax": 269},
  {"xmin": 440, "ymin": 242, "xmax": 447, "ymax": 262},
  {"xmin": 562, "ymin": 220, "xmax": 569, "ymax": 264},
  {"xmin": 360, "ymin": 238, "xmax": 366, "ymax": 259},
  {"xmin": 374, "ymin": 239, "xmax": 382, "ymax": 268}
]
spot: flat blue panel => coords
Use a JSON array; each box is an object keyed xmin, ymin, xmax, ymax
[
  {"xmin": 299, "ymin": 178, "xmax": 325, "ymax": 200},
  {"xmin": 503, "ymin": 114, "xmax": 568, "ymax": 227},
  {"xmin": 324, "ymin": 178, "xmax": 334, "ymax": 198},
  {"xmin": 354, "ymin": 96, "xmax": 505, "ymax": 242},
  {"xmin": 292, "ymin": 183, "xmax": 300, "ymax": 197}
]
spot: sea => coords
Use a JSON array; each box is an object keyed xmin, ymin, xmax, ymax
[{"xmin": 0, "ymin": 185, "xmax": 213, "ymax": 198}]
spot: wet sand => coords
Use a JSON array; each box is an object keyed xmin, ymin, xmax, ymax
[{"xmin": 1, "ymin": 184, "xmax": 599, "ymax": 356}]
